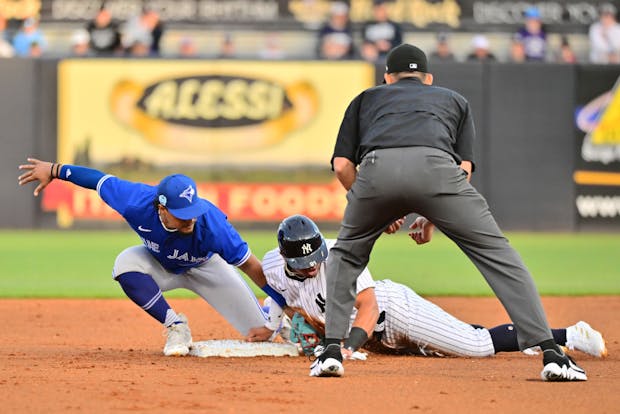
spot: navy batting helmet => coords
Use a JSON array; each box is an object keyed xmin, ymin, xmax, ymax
[{"xmin": 277, "ymin": 215, "xmax": 328, "ymax": 270}]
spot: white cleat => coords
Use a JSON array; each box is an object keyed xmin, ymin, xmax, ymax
[
  {"xmin": 566, "ymin": 321, "xmax": 608, "ymax": 358},
  {"xmin": 163, "ymin": 313, "xmax": 192, "ymax": 357}
]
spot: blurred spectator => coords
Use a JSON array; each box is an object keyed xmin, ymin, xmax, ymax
[
  {"xmin": 258, "ymin": 32, "xmax": 286, "ymax": 60},
  {"xmin": 28, "ymin": 41, "xmax": 43, "ymax": 57},
  {"xmin": 589, "ymin": 3, "xmax": 620, "ymax": 63},
  {"xmin": 218, "ymin": 33, "xmax": 236, "ymax": 58},
  {"xmin": 70, "ymin": 29, "xmax": 93, "ymax": 57},
  {"xmin": 360, "ymin": 40, "xmax": 379, "ymax": 62},
  {"xmin": 466, "ymin": 35, "xmax": 497, "ymax": 62},
  {"xmin": 361, "ymin": 0, "xmax": 402, "ymax": 61},
  {"xmin": 509, "ymin": 34, "xmax": 526, "ymax": 63},
  {"xmin": 316, "ymin": 1, "xmax": 355, "ymax": 60},
  {"xmin": 514, "ymin": 6, "xmax": 547, "ymax": 61},
  {"xmin": 557, "ymin": 35, "xmax": 578, "ymax": 63},
  {"xmin": 86, "ymin": 5, "xmax": 122, "ymax": 56},
  {"xmin": 12, "ymin": 17, "xmax": 46, "ymax": 57},
  {"xmin": 177, "ymin": 37, "xmax": 198, "ymax": 58},
  {"xmin": 429, "ymin": 32, "xmax": 456, "ymax": 62},
  {"xmin": 128, "ymin": 40, "xmax": 151, "ymax": 57},
  {"xmin": 122, "ymin": 8, "xmax": 164, "ymax": 56},
  {"xmin": 0, "ymin": 13, "xmax": 15, "ymax": 58}
]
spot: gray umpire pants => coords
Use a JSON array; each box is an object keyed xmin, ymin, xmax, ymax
[{"xmin": 325, "ymin": 146, "xmax": 553, "ymax": 350}]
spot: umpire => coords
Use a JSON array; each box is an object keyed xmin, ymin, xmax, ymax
[{"xmin": 314, "ymin": 43, "xmax": 587, "ymax": 381}]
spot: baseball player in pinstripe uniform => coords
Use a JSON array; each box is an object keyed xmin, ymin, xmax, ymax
[
  {"xmin": 18, "ymin": 158, "xmax": 286, "ymax": 356},
  {"xmin": 246, "ymin": 215, "xmax": 607, "ymax": 367}
]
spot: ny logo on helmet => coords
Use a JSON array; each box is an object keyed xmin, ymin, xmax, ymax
[
  {"xmin": 301, "ymin": 243, "xmax": 312, "ymax": 254},
  {"xmin": 179, "ymin": 185, "xmax": 195, "ymax": 203}
]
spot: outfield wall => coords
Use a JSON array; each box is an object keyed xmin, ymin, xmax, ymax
[{"xmin": 1, "ymin": 59, "xmax": 618, "ymax": 231}]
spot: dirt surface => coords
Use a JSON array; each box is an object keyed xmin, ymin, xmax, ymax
[{"xmin": 1, "ymin": 297, "xmax": 618, "ymax": 413}]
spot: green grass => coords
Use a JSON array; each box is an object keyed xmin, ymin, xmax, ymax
[{"xmin": 0, "ymin": 230, "xmax": 618, "ymax": 298}]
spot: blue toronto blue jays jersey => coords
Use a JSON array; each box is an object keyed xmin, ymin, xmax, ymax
[{"xmin": 95, "ymin": 174, "xmax": 251, "ymax": 274}]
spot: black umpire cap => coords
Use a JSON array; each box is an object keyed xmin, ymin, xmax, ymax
[{"xmin": 385, "ymin": 43, "xmax": 429, "ymax": 74}]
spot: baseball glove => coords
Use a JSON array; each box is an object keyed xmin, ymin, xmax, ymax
[{"xmin": 289, "ymin": 312, "xmax": 323, "ymax": 356}]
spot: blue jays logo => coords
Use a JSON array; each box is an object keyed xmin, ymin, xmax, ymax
[{"xmin": 179, "ymin": 185, "xmax": 195, "ymax": 203}]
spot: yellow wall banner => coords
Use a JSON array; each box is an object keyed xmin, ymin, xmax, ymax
[
  {"xmin": 58, "ymin": 59, "xmax": 374, "ymax": 167},
  {"xmin": 55, "ymin": 59, "xmax": 372, "ymax": 226}
]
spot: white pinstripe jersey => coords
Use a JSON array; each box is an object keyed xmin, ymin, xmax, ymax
[{"xmin": 262, "ymin": 240, "xmax": 384, "ymax": 329}]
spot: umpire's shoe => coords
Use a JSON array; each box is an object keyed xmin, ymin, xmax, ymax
[
  {"xmin": 541, "ymin": 348, "xmax": 587, "ymax": 381},
  {"xmin": 310, "ymin": 344, "xmax": 344, "ymax": 377}
]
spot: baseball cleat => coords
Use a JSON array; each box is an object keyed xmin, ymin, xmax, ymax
[
  {"xmin": 310, "ymin": 344, "xmax": 344, "ymax": 377},
  {"xmin": 541, "ymin": 349, "xmax": 587, "ymax": 381},
  {"xmin": 566, "ymin": 321, "xmax": 608, "ymax": 358},
  {"xmin": 163, "ymin": 313, "xmax": 192, "ymax": 356}
]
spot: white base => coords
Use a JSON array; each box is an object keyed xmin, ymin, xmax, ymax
[{"xmin": 188, "ymin": 340, "xmax": 300, "ymax": 358}]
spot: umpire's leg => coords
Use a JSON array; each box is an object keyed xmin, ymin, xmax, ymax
[
  {"xmin": 413, "ymin": 151, "xmax": 553, "ymax": 350},
  {"xmin": 325, "ymin": 152, "xmax": 412, "ymax": 340}
]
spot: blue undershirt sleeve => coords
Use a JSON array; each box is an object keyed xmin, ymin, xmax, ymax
[{"xmin": 58, "ymin": 164, "xmax": 106, "ymax": 190}]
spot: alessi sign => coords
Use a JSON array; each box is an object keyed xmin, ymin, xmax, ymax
[
  {"xmin": 58, "ymin": 59, "xmax": 373, "ymax": 165},
  {"xmin": 110, "ymin": 74, "xmax": 318, "ymax": 153}
]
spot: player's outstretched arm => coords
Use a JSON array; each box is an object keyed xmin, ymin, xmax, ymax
[
  {"xmin": 238, "ymin": 254, "xmax": 287, "ymax": 308},
  {"xmin": 17, "ymin": 158, "xmax": 58, "ymax": 196},
  {"xmin": 246, "ymin": 326, "xmax": 274, "ymax": 342},
  {"xmin": 19, "ymin": 157, "xmax": 106, "ymax": 196}
]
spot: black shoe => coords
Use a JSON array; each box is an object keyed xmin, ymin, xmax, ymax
[
  {"xmin": 309, "ymin": 344, "xmax": 344, "ymax": 377},
  {"xmin": 541, "ymin": 348, "xmax": 587, "ymax": 381}
]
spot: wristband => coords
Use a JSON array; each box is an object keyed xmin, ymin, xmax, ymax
[
  {"xmin": 261, "ymin": 284, "xmax": 286, "ymax": 308},
  {"xmin": 343, "ymin": 327, "xmax": 368, "ymax": 352},
  {"xmin": 50, "ymin": 163, "xmax": 55, "ymax": 179}
]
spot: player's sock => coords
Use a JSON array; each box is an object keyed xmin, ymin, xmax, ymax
[
  {"xmin": 489, "ymin": 325, "xmax": 569, "ymax": 353},
  {"xmin": 551, "ymin": 328, "xmax": 567, "ymax": 346},
  {"xmin": 488, "ymin": 324, "xmax": 519, "ymax": 353},
  {"xmin": 116, "ymin": 271, "xmax": 174, "ymax": 325}
]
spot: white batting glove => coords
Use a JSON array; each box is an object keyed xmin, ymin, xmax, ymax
[{"xmin": 341, "ymin": 346, "xmax": 368, "ymax": 361}]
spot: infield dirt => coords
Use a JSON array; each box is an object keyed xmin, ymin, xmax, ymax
[{"xmin": 1, "ymin": 297, "xmax": 618, "ymax": 413}]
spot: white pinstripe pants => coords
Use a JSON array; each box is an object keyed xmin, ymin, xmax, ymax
[{"xmin": 375, "ymin": 280, "xmax": 495, "ymax": 357}]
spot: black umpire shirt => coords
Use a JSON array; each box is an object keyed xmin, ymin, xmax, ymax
[{"xmin": 331, "ymin": 77, "xmax": 476, "ymax": 169}]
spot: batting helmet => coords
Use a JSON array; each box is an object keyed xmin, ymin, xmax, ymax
[{"xmin": 277, "ymin": 215, "xmax": 328, "ymax": 270}]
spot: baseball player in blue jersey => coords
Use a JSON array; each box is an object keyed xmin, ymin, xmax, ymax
[
  {"xmin": 246, "ymin": 215, "xmax": 607, "ymax": 373},
  {"xmin": 18, "ymin": 158, "xmax": 286, "ymax": 356}
]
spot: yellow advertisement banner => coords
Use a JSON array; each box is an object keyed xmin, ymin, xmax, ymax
[{"xmin": 58, "ymin": 59, "xmax": 374, "ymax": 167}]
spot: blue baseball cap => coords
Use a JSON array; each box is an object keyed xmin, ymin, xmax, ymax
[
  {"xmin": 156, "ymin": 174, "xmax": 208, "ymax": 220},
  {"xmin": 524, "ymin": 6, "xmax": 541, "ymax": 19}
]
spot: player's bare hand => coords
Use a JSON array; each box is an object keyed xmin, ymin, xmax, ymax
[
  {"xmin": 245, "ymin": 326, "xmax": 274, "ymax": 342},
  {"xmin": 384, "ymin": 217, "xmax": 405, "ymax": 234},
  {"xmin": 18, "ymin": 158, "xmax": 54, "ymax": 197},
  {"xmin": 408, "ymin": 216, "xmax": 435, "ymax": 244}
]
